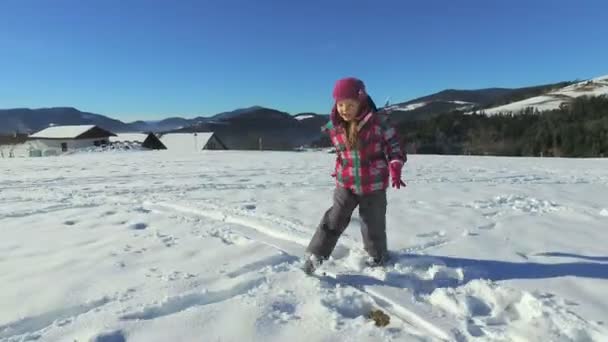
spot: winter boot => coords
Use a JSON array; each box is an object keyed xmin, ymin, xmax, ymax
[
  {"xmin": 365, "ymin": 253, "xmax": 390, "ymax": 268},
  {"xmin": 302, "ymin": 254, "xmax": 324, "ymax": 275}
]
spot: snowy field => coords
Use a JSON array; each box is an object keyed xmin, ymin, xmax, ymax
[{"xmin": 1, "ymin": 151, "xmax": 607, "ymax": 342}]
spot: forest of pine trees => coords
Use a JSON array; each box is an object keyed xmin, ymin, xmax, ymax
[{"xmin": 397, "ymin": 96, "xmax": 608, "ymax": 157}]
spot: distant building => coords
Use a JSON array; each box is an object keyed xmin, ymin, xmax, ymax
[
  {"xmin": 158, "ymin": 132, "xmax": 227, "ymax": 151},
  {"xmin": 110, "ymin": 133, "xmax": 167, "ymax": 150},
  {"xmin": 28, "ymin": 125, "xmax": 117, "ymax": 156}
]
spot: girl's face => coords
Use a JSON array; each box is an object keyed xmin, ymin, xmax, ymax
[{"xmin": 336, "ymin": 99, "xmax": 361, "ymax": 122}]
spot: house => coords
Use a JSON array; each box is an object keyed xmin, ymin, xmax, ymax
[
  {"xmin": 28, "ymin": 125, "xmax": 117, "ymax": 156},
  {"xmin": 158, "ymin": 132, "xmax": 227, "ymax": 151},
  {"xmin": 109, "ymin": 133, "xmax": 167, "ymax": 150}
]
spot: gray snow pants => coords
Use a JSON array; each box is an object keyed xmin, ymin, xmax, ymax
[{"xmin": 306, "ymin": 187, "xmax": 387, "ymax": 260}]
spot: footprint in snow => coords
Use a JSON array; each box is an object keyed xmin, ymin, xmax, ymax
[
  {"xmin": 154, "ymin": 231, "xmax": 177, "ymax": 247},
  {"xmin": 257, "ymin": 301, "xmax": 300, "ymax": 327},
  {"xmin": 478, "ymin": 223, "xmax": 496, "ymax": 230},
  {"xmin": 133, "ymin": 207, "xmax": 152, "ymax": 214},
  {"xmin": 89, "ymin": 330, "xmax": 126, "ymax": 342},
  {"xmin": 482, "ymin": 211, "xmax": 499, "ymax": 218},
  {"xmin": 321, "ymin": 289, "xmax": 374, "ymax": 320},
  {"xmin": 416, "ymin": 231, "xmax": 446, "ymax": 238},
  {"xmin": 129, "ymin": 222, "xmax": 148, "ymax": 230},
  {"xmin": 466, "ymin": 321, "xmax": 486, "ymax": 337}
]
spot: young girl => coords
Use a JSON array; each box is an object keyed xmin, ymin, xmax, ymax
[{"xmin": 303, "ymin": 77, "xmax": 406, "ymax": 274}]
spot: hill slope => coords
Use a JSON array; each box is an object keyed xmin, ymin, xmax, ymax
[
  {"xmin": 0, "ymin": 107, "xmax": 132, "ymax": 134},
  {"xmin": 479, "ymin": 75, "xmax": 608, "ymax": 115}
]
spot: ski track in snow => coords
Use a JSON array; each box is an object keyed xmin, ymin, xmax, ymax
[
  {"xmin": 120, "ymin": 277, "xmax": 267, "ymax": 321},
  {"xmin": 143, "ymin": 197, "xmax": 606, "ymax": 341},
  {"xmin": 141, "ymin": 200, "xmax": 459, "ymax": 340},
  {"xmin": 1, "ymin": 152, "xmax": 607, "ymax": 341},
  {"xmin": 0, "ymin": 297, "xmax": 112, "ymax": 340}
]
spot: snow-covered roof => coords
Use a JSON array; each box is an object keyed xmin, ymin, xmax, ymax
[
  {"xmin": 159, "ymin": 133, "xmax": 216, "ymax": 151},
  {"xmin": 29, "ymin": 125, "xmax": 98, "ymax": 139}
]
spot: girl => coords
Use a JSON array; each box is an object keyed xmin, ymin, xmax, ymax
[{"xmin": 303, "ymin": 77, "xmax": 407, "ymax": 274}]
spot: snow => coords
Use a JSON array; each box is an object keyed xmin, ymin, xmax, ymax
[
  {"xmin": 0, "ymin": 143, "xmax": 32, "ymax": 158},
  {"xmin": 295, "ymin": 115, "xmax": 315, "ymax": 121},
  {"xmin": 1, "ymin": 151, "xmax": 607, "ymax": 341},
  {"xmin": 481, "ymin": 75, "xmax": 608, "ymax": 115},
  {"xmin": 481, "ymin": 96, "xmax": 563, "ymax": 115},
  {"xmin": 447, "ymin": 101, "xmax": 473, "ymax": 105},
  {"xmin": 389, "ymin": 101, "xmax": 474, "ymax": 113},
  {"xmin": 157, "ymin": 133, "xmax": 214, "ymax": 151},
  {"xmin": 389, "ymin": 102, "xmax": 427, "ymax": 111},
  {"xmin": 108, "ymin": 134, "xmax": 153, "ymax": 151},
  {"xmin": 29, "ymin": 125, "xmax": 97, "ymax": 139},
  {"xmin": 593, "ymin": 74, "xmax": 608, "ymax": 83},
  {"xmin": 110, "ymin": 134, "xmax": 150, "ymax": 143}
]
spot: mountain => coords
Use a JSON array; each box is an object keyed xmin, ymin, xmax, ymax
[
  {"xmin": 294, "ymin": 113, "xmax": 330, "ymax": 131},
  {"xmin": 384, "ymin": 80, "xmax": 575, "ymax": 123},
  {"xmin": 396, "ymin": 88, "xmax": 514, "ymax": 107},
  {"xmin": 170, "ymin": 107, "xmax": 328, "ymax": 150},
  {"xmin": 210, "ymin": 106, "xmax": 265, "ymax": 121},
  {"xmin": 127, "ymin": 117, "xmax": 195, "ymax": 133},
  {"xmin": 125, "ymin": 107, "xmax": 269, "ymax": 133},
  {"xmin": 389, "ymin": 73, "xmax": 608, "ymax": 158},
  {"xmin": 3, "ymin": 74, "xmax": 605, "ymax": 149},
  {"xmin": 478, "ymin": 75, "xmax": 608, "ymax": 115},
  {"xmin": 0, "ymin": 107, "xmax": 132, "ymax": 135},
  {"xmin": 0, "ymin": 106, "xmax": 329, "ymax": 149}
]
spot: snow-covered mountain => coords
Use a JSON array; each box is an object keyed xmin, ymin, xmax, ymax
[
  {"xmin": 380, "ymin": 74, "xmax": 607, "ymax": 122},
  {"xmin": 386, "ymin": 100, "xmax": 475, "ymax": 115},
  {"xmin": 382, "ymin": 81, "xmax": 573, "ymax": 123},
  {"xmin": 479, "ymin": 75, "xmax": 608, "ymax": 115}
]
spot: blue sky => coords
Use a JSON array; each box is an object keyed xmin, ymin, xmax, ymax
[{"xmin": 1, "ymin": 0, "xmax": 607, "ymax": 121}]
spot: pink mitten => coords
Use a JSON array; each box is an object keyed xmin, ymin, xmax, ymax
[{"xmin": 389, "ymin": 161, "xmax": 406, "ymax": 189}]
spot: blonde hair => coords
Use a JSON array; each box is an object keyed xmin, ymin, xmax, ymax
[{"xmin": 345, "ymin": 121, "xmax": 358, "ymax": 150}]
